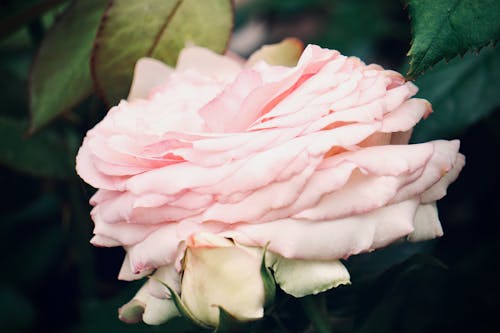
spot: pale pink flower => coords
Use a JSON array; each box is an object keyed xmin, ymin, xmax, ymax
[{"xmin": 76, "ymin": 40, "xmax": 464, "ymax": 325}]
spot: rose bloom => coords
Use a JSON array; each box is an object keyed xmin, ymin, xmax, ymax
[{"xmin": 76, "ymin": 39, "xmax": 464, "ymax": 327}]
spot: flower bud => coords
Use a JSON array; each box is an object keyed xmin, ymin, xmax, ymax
[{"xmin": 180, "ymin": 233, "xmax": 265, "ymax": 327}]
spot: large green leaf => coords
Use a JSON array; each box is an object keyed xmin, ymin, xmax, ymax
[
  {"xmin": 0, "ymin": 116, "xmax": 72, "ymax": 178},
  {"xmin": 91, "ymin": 0, "xmax": 233, "ymax": 105},
  {"xmin": 407, "ymin": 0, "xmax": 500, "ymax": 79},
  {"xmin": 29, "ymin": 0, "xmax": 108, "ymax": 131},
  {"xmin": 411, "ymin": 47, "xmax": 500, "ymax": 142}
]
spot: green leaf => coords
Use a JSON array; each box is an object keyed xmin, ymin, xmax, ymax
[
  {"xmin": 213, "ymin": 307, "xmax": 245, "ymax": 333},
  {"xmin": 300, "ymin": 296, "xmax": 331, "ymax": 333},
  {"xmin": 407, "ymin": 0, "xmax": 500, "ymax": 78},
  {"xmin": 0, "ymin": 116, "xmax": 72, "ymax": 178},
  {"xmin": 353, "ymin": 254, "xmax": 447, "ymax": 333},
  {"xmin": 411, "ymin": 47, "xmax": 500, "ymax": 142},
  {"xmin": 29, "ymin": 0, "xmax": 108, "ymax": 131},
  {"xmin": 260, "ymin": 246, "xmax": 276, "ymax": 307},
  {"xmin": 91, "ymin": 0, "xmax": 233, "ymax": 105}
]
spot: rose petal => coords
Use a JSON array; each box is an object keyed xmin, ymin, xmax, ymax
[
  {"xmin": 147, "ymin": 264, "xmax": 181, "ymax": 299},
  {"xmin": 407, "ymin": 203, "xmax": 443, "ymax": 242},
  {"xmin": 118, "ymin": 252, "xmax": 153, "ymax": 281},
  {"xmin": 181, "ymin": 239, "xmax": 265, "ymax": 326},
  {"xmin": 223, "ymin": 199, "xmax": 420, "ymax": 260},
  {"xmin": 119, "ymin": 273, "xmax": 179, "ymax": 325},
  {"xmin": 128, "ymin": 58, "xmax": 173, "ymax": 101},
  {"xmin": 176, "ymin": 45, "xmax": 243, "ymax": 83},
  {"xmin": 269, "ymin": 254, "xmax": 350, "ymax": 297}
]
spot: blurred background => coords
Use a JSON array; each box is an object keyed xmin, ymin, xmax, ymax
[{"xmin": 1, "ymin": 0, "xmax": 499, "ymax": 332}]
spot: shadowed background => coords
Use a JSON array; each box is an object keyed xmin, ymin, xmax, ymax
[{"xmin": 1, "ymin": 0, "xmax": 499, "ymax": 332}]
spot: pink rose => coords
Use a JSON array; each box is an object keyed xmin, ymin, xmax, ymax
[{"xmin": 76, "ymin": 40, "xmax": 464, "ymax": 326}]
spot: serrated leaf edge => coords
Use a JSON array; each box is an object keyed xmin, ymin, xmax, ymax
[{"xmin": 405, "ymin": 0, "xmax": 500, "ymax": 79}]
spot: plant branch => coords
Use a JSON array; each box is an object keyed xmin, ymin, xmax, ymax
[{"xmin": 300, "ymin": 295, "xmax": 332, "ymax": 333}]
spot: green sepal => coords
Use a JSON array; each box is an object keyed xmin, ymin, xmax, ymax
[
  {"xmin": 260, "ymin": 244, "xmax": 276, "ymax": 308},
  {"xmin": 150, "ymin": 277, "xmax": 211, "ymax": 330},
  {"xmin": 213, "ymin": 307, "xmax": 245, "ymax": 333}
]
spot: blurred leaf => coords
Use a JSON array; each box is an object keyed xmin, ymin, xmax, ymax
[
  {"xmin": 315, "ymin": 0, "xmax": 408, "ymax": 65},
  {"xmin": 0, "ymin": 0, "xmax": 69, "ymax": 38},
  {"xmin": 0, "ymin": 286, "xmax": 35, "ymax": 333},
  {"xmin": 0, "ymin": 28, "xmax": 34, "ymax": 79},
  {"xmin": 407, "ymin": 0, "xmax": 500, "ymax": 78},
  {"xmin": 353, "ymin": 255, "xmax": 447, "ymax": 333},
  {"xmin": 0, "ymin": 69, "xmax": 29, "ymax": 117},
  {"xmin": 235, "ymin": 0, "xmax": 329, "ymax": 26},
  {"xmin": 0, "ymin": 116, "xmax": 72, "ymax": 178},
  {"xmin": 300, "ymin": 296, "xmax": 332, "ymax": 333},
  {"xmin": 7, "ymin": 226, "xmax": 65, "ymax": 285},
  {"xmin": 0, "ymin": 194, "xmax": 63, "ymax": 286},
  {"xmin": 91, "ymin": 0, "xmax": 233, "ymax": 105},
  {"xmin": 29, "ymin": 0, "xmax": 108, "ymax": 131},
  {"xmin": 344, "ymin": 241, "xmax": 435, "ymax": 284},
  {"xmin": 1, "ymin": 194, "xmax": 59, "ymax": 228},
  {"xmin": 412, "ymin": 47, "xmax": 500, "ymax": 142}
]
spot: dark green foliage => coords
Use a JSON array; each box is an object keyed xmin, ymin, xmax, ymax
[
  {"xmin": 412, "ymin": 47, "xmax": 500, "ymax": 142},
  {"xmin": 0, "ymin": 116, "xmax": 72, "ymax": 177},
  {"xmin": 407, "ymin": 0, "xmax": 500, "ymax": 78},
  {"xmin": 29, "ymin": 0, "xmax": 108, "ymax": 131}
]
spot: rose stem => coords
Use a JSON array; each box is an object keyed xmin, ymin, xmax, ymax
[{"xmin": 300, "ymin": 295, "xmax": 332, "ymax": 333}]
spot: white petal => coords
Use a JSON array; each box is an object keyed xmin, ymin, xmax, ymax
[
  {"xmin": 142, "ymin": 295, "xmax": 178, "ymax": 325},
  {"xmin": 181, "ymin": 242, "xmax": 265, "ymax": 327},
  {"xmin": 270, "ymin": 255, "xmax": 350, "ymax": 297},
  {"xmin": 147, "ymin": 264, "xmax": 181, "ymax": 299},
  {"xmin": 119, "ymin": 280, "xmax": 178, "ymax": 325}
]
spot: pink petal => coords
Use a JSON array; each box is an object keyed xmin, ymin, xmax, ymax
[
  {"xmin": 128, "ymin": 58, "xmax": 173, "ymax": 101},
  {"xmin": 176, "ymin": 46, "xmax": 243, "ymax": 83},
  {"xmin": 223, "ymin": 199, "xmax": 420, "ymax": 260}
]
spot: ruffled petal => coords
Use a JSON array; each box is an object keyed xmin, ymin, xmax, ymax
[{"xmin": 223, "ymin": 199, "xmax": 420, "ymax": 260}]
